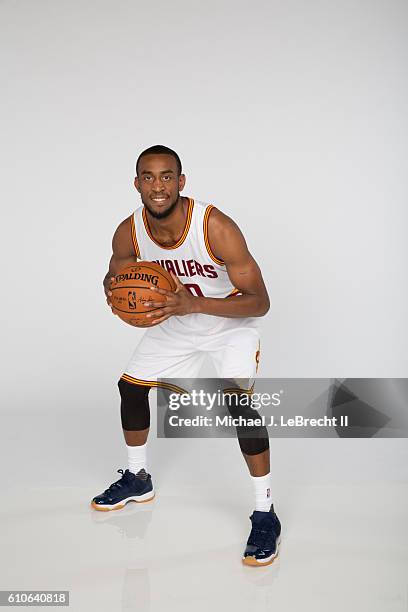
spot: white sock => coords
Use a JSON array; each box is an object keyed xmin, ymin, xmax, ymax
[
  {"xmin": 126, "ymin": 443, "xmax": 147, "ymax": 475},
  {"xmin": 251, "ymin": 472, "xmax": 272, "ymax": 512}
]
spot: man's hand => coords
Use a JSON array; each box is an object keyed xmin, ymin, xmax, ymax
[
  {"xmin": 144, "ymin": 274, "xmax": 196, "ymax": 325},
  {"xmin": 104, "ymin": 275, "xmax": 117, "ymax": 315}
]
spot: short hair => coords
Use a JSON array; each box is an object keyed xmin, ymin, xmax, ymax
[{"xmin": 136, "ymin": 145, "xmax": 182, "ymax": 176}]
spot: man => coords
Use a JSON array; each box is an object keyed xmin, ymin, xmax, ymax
[{"xmin": 91, "ymin": 145, "xmax": 281, "ymax": 567}]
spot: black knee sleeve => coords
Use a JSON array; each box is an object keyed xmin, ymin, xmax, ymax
[
  {"xmin": 224, "ymin": 392, "xmax": 270, "ymax": 456},
  {"xmin": 237, "ymin": 434, "xmax": 269, "ymax": 456},
  {"xmin": 118, "ymin": 379, "xmax": 151, "ymax": 431}
]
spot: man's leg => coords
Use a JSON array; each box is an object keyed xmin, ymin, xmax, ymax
[
  {"xmin": 207, "ymin": 325, "xmax": 282, "ymax": 566},
  {"xmin": 124, "ymin": 429, "xmax": 149, "ymax": 479},
  {"xmin": 242, "ymin": 448, "xmax": 270, "ymax": 477},
  {"xmin": 224, "ymin": 392, "xmax": 273, "ymax": 511},
  {"xmin": 91, "ymin": 379, "xmax": 155, "ymax": 511},
  {"xmin": 118, "ymin": 378, "xmax": 151, "ymax": 477},
  {"xmin": 91, "ymin": 319, "xmax": 202, "ymax": 511},
  {"xmin": 124, "ymin": 429, "xmax": 149, "ymax": 446},
  {"xmin": 222, "ymin": 392, "xmax": 281, "ymax": 566}
]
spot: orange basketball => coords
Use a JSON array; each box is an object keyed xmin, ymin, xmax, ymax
[{"xmin": 110, "ymin": 262, "xmax": 176, "ymax": 327}]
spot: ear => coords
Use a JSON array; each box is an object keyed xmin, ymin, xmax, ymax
[
  {"xmin": 134, "ymin": 177, "xmax": 140, "ymax": 193},
  {"xmin": 178, "ymin": 173, "xmax": 186, "ymax": 192}
]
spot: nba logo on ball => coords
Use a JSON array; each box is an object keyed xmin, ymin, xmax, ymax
[{"xmin": 128, "ymin": 291, "xmax": 137, "ymax": 310}]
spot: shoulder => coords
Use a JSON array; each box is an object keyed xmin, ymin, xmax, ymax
[
  {"xmin": 204, "ymin": 205, "xmax": 249, "ymax": 263},
  {"xmin": 206, "ymin": 205, "xmax": 244, "ymax": 240},
  {"xmin": 113, "ymin": 214, "xmax": 133, "ymax": 239},
  {"xmin": 112, "ymin": 214, "xmax": 135, "ymax": 255}
]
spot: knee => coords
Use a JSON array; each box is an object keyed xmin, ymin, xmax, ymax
[
  {"xmin": 118, "ymin": 378, "xmax": 151, "ymax": 431},
  {"xmin": 237, "ymin": 434, "xmax": 269, "ymax": 456},
  {"xmin": 223, "ymin": 391, "xmax": 269, "ymax": 456}
]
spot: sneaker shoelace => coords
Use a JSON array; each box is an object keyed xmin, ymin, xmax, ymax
[
  {"xmin": 104, "ymin": 469, "xmax": 133, "ymax": 494},
  {"xmin": 248, "ymin": 518, "xmax": 276, "ymax": 549}
]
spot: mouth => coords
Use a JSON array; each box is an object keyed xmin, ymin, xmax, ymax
[{"xmin": 151, "ymin": 195, "xmax": 168, "ymax": 204}]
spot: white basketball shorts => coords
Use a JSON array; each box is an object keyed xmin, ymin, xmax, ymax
[{"xmin": 120, "ymin": 313, "xmax": 260, "ymax": 392}]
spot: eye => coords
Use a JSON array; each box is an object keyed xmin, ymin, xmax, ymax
[
  {"xmin": 162, "ymin": 175, "xmax": 171, "ymax": 181},
  {"xmin": 143, "ymin": 176, "xmax": 153, "ymax": 181}
]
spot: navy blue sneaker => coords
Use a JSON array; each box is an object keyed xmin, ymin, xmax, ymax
[
  {"xmin": 91, "ymin": 469, "xmax": 155, "ymax": 512},
  {"xmin": 242, "ymin": 506, "xmax": 281, "ymax": 566}
]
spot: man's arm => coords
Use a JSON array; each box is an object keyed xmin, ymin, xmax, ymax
[
  {"xmin": 145, "ymin": 208, "xmax": 270, "ymax": 323},
  {"xmin": 193, "ymin": 208, "xmax": 270, "ymax": 317},
  {"xmin": 104, "ymin": 216, "xmax": 138, "ymax": 309}
]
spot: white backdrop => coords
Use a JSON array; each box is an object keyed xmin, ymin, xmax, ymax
[{"xmin": 1, "ymin": 0, "xmax": 407, "ymax": 487}]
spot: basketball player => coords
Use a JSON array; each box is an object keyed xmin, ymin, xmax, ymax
[{"xmin": 91, "ymin": 145, "xmax": 281, "ymax": 566}]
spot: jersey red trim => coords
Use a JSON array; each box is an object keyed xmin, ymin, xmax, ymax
[
  {"xmin": 142, "ymin": 198, "xmax": 194, "ymax": 250},
  {"xmin": 203, "ymin": 205, "xmax": 224, "ymax": 266},
  {"xmin": 130, "ymin": 214, "xmax": 140, "ymax": 258}
]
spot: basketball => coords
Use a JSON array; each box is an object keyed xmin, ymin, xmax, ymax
[{"xmin": 109, "ymin": 262, "xmax": 176, "ymax": 327}]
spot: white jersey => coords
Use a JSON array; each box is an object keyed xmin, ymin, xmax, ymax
[
  {"xmin": 131, "ymin": 198, "xmax": 239, "ymax": 299},
  {"xmin": 130, "ymin": 197, "xmax": 258, "ymax": 333}
]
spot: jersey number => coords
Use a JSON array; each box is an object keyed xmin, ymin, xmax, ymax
[{"xmin": 184, "ymin": 283, "xmax": 204, "ymax": 297}]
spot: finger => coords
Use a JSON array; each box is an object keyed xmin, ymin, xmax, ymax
[
  {"xmin": 151, "ymin": 314, "xmax": 171, "ymax": 325},
  {"xmin": 170, "ymin": 272, "xmax": 183, "ymax": 291},
  {"xmin": 144, "ymin": 301, "xmax": 168, "ymax": 308},
  {"xmin": 146, "ymin": 309, "xmax": 164, "ymax": 319},
  {"xmin": 150, "ymin": 285, "xmax": 172, "ymax": 297},
  {"xmin": 146, "ymin": 307, "xmax": 172, "ymax": 319}
]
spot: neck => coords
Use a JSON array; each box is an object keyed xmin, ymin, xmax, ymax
[{"xmin": 146, "ymin": 195, "xmax": 186, "ymax": 230}]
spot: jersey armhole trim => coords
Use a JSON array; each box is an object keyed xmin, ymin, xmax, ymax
[
  {"xmin": 226, "ymin": 288, "xmax": 242, "ymax": 298},
  {"xmin": 130, "ymin": 213, "xmax": 141, "ymax": 259},
  {"xmin": 203, "ymin": 205, "xmax": 225, "ymax": 266}
]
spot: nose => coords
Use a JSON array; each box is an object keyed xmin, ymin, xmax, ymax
[{"xmin": 152, "ymin": 177, "xmax": 165, "ymax": 191}]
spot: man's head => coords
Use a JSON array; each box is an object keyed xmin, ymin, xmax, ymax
[{"xmin": 134, "ymin": 145, "xmax": 185, "ymax": 219}]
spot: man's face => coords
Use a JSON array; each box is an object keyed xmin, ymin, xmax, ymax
[{"xmin": 134, "ymin": 154, "xmax": 186, "ymax": 219}]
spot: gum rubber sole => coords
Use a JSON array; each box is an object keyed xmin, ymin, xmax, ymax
[
  {"xmin": 242, "ymin": 550, "xmax": 279, "ymax": 567},
  {"xmin": 91, "ymin": 493, "xmax": 155, "ymax": 512},
  {"xmin": 242, "ymin": 536, "xmax": 281, "ymax": 567}
]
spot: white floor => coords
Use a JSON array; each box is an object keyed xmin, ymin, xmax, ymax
[{"xmin": 1, "ymin": 421, "xmax": 408, "ymax": 612}]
